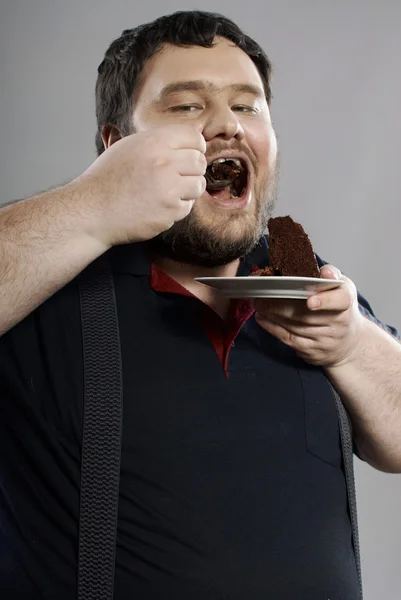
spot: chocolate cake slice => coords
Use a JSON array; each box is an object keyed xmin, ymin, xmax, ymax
[
  {"xmin": 205, "ymin": 158, "xmax": 248, "ymax": 198},
  {"xmin": 253, "ymin": 216, "xmax": 320, "ymax": 278}
]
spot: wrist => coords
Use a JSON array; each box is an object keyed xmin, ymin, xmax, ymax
[
  {"xmin": 325, "ymin": 314, "xmax": 371, "ymax": 372},
  {"xmin": 65, "ymin": 175, "xmax": 113, "ymax": 252}
]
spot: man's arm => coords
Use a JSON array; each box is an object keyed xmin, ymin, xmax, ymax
[
  {"xmin": 0, "ymin": 125, "xmax": 208, "ymax": 337},
  {"xmin": 0, "ymin": 183, "xmax": 110, "ymax": 336},
  {"xmin": 325, "ymin": 317, "xmax": 401, "ymax": 473},
  {"xmin": 252, "ymin": 263, "xmax": 401, "ymax": 473}
]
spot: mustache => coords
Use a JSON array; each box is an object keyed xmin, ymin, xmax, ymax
[{"xmin": 205, "ymin": 140, "xmax": 258, "ymax": 174}]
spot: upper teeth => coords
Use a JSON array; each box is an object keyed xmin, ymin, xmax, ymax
[{"xmin": 210, "ymin": 157, "xmax": 243, "ymax": 167}]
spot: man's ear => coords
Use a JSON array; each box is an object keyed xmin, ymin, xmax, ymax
[{"xmin": 101, "ymin": 124, "xmax": 123, "ymax": 150}]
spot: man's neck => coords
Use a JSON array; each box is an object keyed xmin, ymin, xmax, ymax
[
  {"xmin": 153, "ymin": 255, "xmax": 240, "ymax": 280},
  {"xmin": 152, "ymin": 255, "xmax": 241, "ymax": 319}
]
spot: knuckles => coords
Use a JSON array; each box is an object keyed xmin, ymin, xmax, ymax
[{"xmin": 152, "ymin": 152, "xmax": 174, "ymax": 171}]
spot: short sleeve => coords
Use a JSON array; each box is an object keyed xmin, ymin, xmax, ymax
[{"xmin": 315, "ymin": 254, "xmax": 400, "ymax": 340}]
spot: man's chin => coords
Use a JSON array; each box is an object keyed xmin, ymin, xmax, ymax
[
  {"xmin": 147, "ymin": 180, "xmax": 275, "ymax": 268},
  {"xmin": 147, "ymin": 223, "xmax": 263, "ymax": 268}
]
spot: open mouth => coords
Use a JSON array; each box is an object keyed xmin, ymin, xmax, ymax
[{"xmin": 205, "ymin": 157, "xmax": 249, "ymax": 201}]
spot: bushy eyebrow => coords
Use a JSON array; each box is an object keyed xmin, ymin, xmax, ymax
[{"xmin": 158, "ymin": 80, "xmax": 265, "ymax": 101}]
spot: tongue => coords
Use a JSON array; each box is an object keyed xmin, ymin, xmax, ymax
[{"xmin": 208, "ymin": 186, "xmax": 232, "ymax": 201}]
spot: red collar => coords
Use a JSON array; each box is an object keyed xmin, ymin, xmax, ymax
[{"xmin": 149, "ymin": 263, "xmax": 255, "ymax": 377}]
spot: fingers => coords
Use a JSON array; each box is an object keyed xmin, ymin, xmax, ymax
[
  {"xmin": 307, "ymin": 287, "xmax": 352, "ymax": 312},
  {"xmin": 320, "ymin": 264, "xmax": 343, "ymax": 281},
  {"xmin": 178, "ymin": 198, "xmax": 196, "ymax": 220},
  {"xmin": 253, "ymin": 281, "xmax": 354, "ymax": 321},
  {"xmin": 252, "ymin": 298, "xmax": 303, "ymax": 319},
  {"xmin": 169, "ymin": 125, "xmax": 207, "ymax": 154},
  {"xmin": 253, "ymin": 301, "xmax": 338, "ymax": 328},
  {"xmin": 255, "ymin": 312, "xmax": 316, "ymax": 347},
  {"xmin": 307, "ymin": 270, "xmax": 355, "ymax": 312},
  {"xmin": 179, "ymin": 175, "xmax": 207, "ymax": 201},
  {"xmin": 176, "ymin": 149, "xmax": 207, "ymax": 176}
]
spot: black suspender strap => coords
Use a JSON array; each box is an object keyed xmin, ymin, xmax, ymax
[
  {"xmin": 329, "ymin": 382, "xmax": 364, "ymax": 600},
  {"xmin": 77, "ymin": 254, "xmax": 123, "ymax": 600}
]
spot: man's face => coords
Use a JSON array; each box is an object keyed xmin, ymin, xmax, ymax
[{"xmin": 132, "ymin": 37, "xmax": 278, "ymax": 267}]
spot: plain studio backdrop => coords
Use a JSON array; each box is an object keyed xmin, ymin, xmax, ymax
[{"xmin": 1, "ymin": 0, "xmax": 400, "ymax": 598}]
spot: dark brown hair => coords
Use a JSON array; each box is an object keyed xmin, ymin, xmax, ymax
[{"xmin": 95, "ymin": 10, "xmax": 273, "ymax": 155}]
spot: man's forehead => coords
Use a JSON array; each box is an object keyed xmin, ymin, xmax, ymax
[{"xmin": 138, "ymin": 43, "xmax": 265, "ymax": 97}]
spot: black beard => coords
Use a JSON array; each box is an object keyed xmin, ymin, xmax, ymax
[{"xmin": 147, "ymin": 160, "xmax": 279, "ymax": 268}]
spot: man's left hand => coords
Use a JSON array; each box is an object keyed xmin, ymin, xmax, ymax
[{"xmin": 252, "ymin": 265, "xmax": 367, "ymax": 367}]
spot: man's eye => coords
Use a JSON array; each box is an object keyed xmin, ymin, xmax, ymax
[
  {"xmin": 233, "ymin": 105, "xmax": 258, "ymax": 113},
  {"xmin": 169, "ymin": 105, "xmax": 202, "ymax": 113}
]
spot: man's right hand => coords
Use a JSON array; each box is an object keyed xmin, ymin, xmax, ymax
[
  {"xmin": 77, "ymin": 124, "xmax": 207, "ymax": 247},
  {"xmin": 0, "ymin": 124, "xmax": 208, "ymax": 334}
]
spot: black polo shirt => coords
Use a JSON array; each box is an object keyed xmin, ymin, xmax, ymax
[{"xmin": 0, "ymin": 236, "xmax": 397, "ymax": 599}]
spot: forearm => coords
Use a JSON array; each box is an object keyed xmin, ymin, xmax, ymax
[
  {"xmin": 0, "ymin": 181, "xmax": 109, "ymax": 335},
  {"xmin": 325, "ymin": 317, "xmax": 401, "ymax": 472}
]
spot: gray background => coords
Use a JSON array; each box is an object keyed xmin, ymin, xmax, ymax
[{"xmin": 1, "ymin": 0, "xmax": 400, "ymax": 597}]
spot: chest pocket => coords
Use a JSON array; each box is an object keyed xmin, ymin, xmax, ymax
[{"xmin": 298, "ymin": 366, "xmax": 342, "ymax": 467}]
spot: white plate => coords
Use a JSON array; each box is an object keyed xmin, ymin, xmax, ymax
[{"xmin": 194, "ymin": 276, "xmax": 344, "ymax": 299}]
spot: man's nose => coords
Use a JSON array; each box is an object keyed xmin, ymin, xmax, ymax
[{"xmin": 202, "ymin": 107, "xmax": 245, "ymax": 142}]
